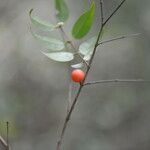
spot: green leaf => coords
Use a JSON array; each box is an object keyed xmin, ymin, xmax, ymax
[
  {"xmin": 31, "ymin": 31, "xmax": 65, "ymax": 50},
  {"xmin": 55, "ymin": 0, "xmax": 69, "ymax": 22},
  {"xmin": 71, "ymin": 63, "xmax": 84, "ymax": 68},
  {"xmin": 29, "ymin": 9, "xmax": 55, "ymax": 31},
  {"xmin": 42, "ymin": 52, "xmax": 74, "ymax": 62},
  {"xmin": 79, "ymin": 36, "xmax": 97, "ymax": 55},
  {"xmin": 72, "ymin": 2, "xmax": 95, "ymax": 39}
]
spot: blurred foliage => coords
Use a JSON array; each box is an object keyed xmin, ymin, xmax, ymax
[{"xmin": 0, "ymin": 0, "xmax": 150, "ymax": 150}]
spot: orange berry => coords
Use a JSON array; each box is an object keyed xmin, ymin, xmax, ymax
[{"xmin": 71, "ymin": 69, "xmax": 85, "ymax": 83}]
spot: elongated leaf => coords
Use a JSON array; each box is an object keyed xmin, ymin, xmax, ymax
[
  {"xmin": 79, "ymin": 36, "xmax": 97, "ymax": 55},
  {"xmin": 71, "ymin": 63, "xmax": 84, "ymax": 68},
  {"xmin": 31, "ymin": 31, "xmax": 65, "ymax": 50},
  {"xmin": 29, "ymin": 9, "xmax": 55, "ymax": 31},
  {"xmin": 72, "ymin": 2, "xmax": 95, "ymax": 39},
  {"xmin": 42, "ymin": 52, "xmax": 74, "ymax": 62},
  {"xmin": 55, "ymin": 0, "xmax": 69, "ymax": 22}
]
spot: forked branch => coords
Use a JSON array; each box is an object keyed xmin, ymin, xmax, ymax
[
  {"xmin": 103, "ymin": 0, "xmax": 126, "ymax": 26},
  {"xmin": 56, "ymin": 1, "xmax": 127, "ymax": 150}
]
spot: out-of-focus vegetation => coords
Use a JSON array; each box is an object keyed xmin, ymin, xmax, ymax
[{"xmin": 0, "ymin": 0, "xmax": 150, "ymax": 150}]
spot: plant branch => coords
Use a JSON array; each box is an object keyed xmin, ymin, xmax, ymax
[
  {"xmin": 59, "ymin": 26, "xmax": 89, "ymax": 66},
  {"xmin": 98, "ymin": 33, "xmax": 141, "ymax": 45},
  {"xmin": 56, "ymin": 85, "xmax": 83, "ymax": 150},
  {"xmin": 56, "ymin": 3, "xmax": 105, "ymax": 150},
  {"xmin": 103, "ymin": 0, "xmax": 126, "ymax": 26},
  {"xmin": 84, "ymin": 79, "xmax": 150, "ymax": 86},
  {"xmin": 56, "ymin": 1, "xmax": 127, "ymax": 150},
  {"xmin": 59, "ymin": 27, "xmax": 76, "ymax": 50},
  {"xmin": 78, "ymin": 53, "xmax": 89, "ymax": 67},
  {"xmin": 56, "ymin": 26, "xmax": 104, "ymax": 150},
  {"xmin": 56, "ymin": 26, "xmax": 85, "ymax": 150},
  {"xmin": 100, "ymin": 0, "xmax": 104, "ymax": 24},
  {"xmin": 57, "ymin": 26, "xmax": 73, "ymax": 114}
]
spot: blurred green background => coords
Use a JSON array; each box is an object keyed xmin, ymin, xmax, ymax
[{"xmin": 0, "ymin": 0, "xmax": 150, "ymax": 150}]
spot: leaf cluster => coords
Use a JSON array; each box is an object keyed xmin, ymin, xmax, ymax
[{"xmin": 29, "ymin": 0, "xmax": 96, "ymax": 64}]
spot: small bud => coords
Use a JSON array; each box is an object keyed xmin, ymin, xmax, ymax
[{"xmin": 55, "ymin": 22, "xmax": 64, "ymax": 28}]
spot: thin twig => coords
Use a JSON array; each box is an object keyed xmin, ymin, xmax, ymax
[
  {"xmin": 58, "ymin": 26, "xmax": 73, "ymax": 115},
  {"xmin": 56, "ymin": 1, "xmax": 127, "ymax": 150},
  {"xmin": 60, "ymin": 26, "xmax": 89, "ymax": 66},
  {"xmin": 98, "ymin": 33, "xmax": 141, "ymax": 45},
  {"xmin": 59, "ymin": 26, "xmax": 76, "ymax": 52},
  {"xmin": 56, "ymin": 85, "xmax": 83, "ymax": 150},
  {"xmin": 59, "ymin": 27, "xmax": 71, "ymax": 45},
  {"xmin": 100, "ymin": 0, "xmax": 104, "ymax": 24},
  {"xmin": 103, "ymin": 0, "xmax": 126, "ymax": 26},
  {"xmin": 56, "ymin": 2, "xmax": 105, "ymax": 150},
  {"xmin": 84, "ymin": 79, "xmax": 150, "ymax": 86},
  {"xmin": 78, "ymin": 53, "xmax": 89, "ymax": 67}
]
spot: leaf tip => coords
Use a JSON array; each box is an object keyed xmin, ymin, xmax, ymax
[{"xmin": 72, "ymin": 1, "xmax": 95, "ymax": 39}]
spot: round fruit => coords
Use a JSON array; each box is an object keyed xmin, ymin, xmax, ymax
[{"xmin": 71, "ymin": 69, "xmax": 85, "ymax": 83}]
